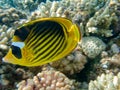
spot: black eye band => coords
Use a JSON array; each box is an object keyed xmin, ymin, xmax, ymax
[{"xmin": 11, "ymin": 45, "xmax": 22, "ymax": 59}]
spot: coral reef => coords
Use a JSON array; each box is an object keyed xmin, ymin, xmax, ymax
[
  {"xmin": 0, "ymin": 8, "xmax": 27, "ymax": 26},
  {"xmin": 85, "ymin": 0, "xmax": 118, "ymax": 37},
  {"xmin": 0, "ymin": 25, "xmax": 15, "ymax": 57},
  {"xmin": 0, "ymin": 0, "xmax": 42, "ymax": 13},
  {"xmin": 0, "ymin": 0, "xmax": 119, "ymax": 90},
  {"xmin": 30, "ymin": 0, "xmax": 71, "ymax": 20},
  {"xmin": 72, "ymin": 80, "xmax": 88, "ymax": 90},
  {"xmin": 80, "ymin": 36, "xmax": 106, "ymax": 58},
  {"xmin": 0, "ymin": 8, "xmax": 28, "ymax": 59},
  {"xmin": 89, "ymin": 72, "xmax": 120, "ymax": 90},
  {"xmin": 50, "ymin": 46, "xmax": 87, "ymax": 75},
  {"xmin": 111, "ymin": 44, "xmax": 120, "ymax": 54},
  {"xmin": 17, "ymin": 70, "xmax": 74, "ymax": 90},
  {"xmin": 29, "ymin": 0, "xmax": 119, "ymax": 38},
  {"xmin": 0, "ymin": 63, "xmax": 33, "ymax": 89},
  {"xmin": 101, "ymin": 53, "xmax": 120, "ymax": 68}
]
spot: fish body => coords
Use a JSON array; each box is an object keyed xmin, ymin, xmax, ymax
[{"xmin": 3, "ymin": 17, "xmax": 81, "ymax": 67}]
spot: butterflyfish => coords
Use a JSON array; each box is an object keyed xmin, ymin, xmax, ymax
[{"xmin": 3, "ymin": 17, "xmax": 81, "ymax": 67}]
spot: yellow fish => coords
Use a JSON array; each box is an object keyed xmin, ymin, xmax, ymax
[{"xmin": 3, "ymin": 17, "xmax": 81, "ymax": 67}]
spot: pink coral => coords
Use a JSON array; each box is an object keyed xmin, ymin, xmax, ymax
[{"xmin": 17, "ymin": 70, "xmax": 74, "ymax": 90}]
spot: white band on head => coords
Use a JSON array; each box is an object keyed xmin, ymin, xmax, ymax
[{"xmin": 12, "ymin": 42, "xmax": 25, "ymax": 48}]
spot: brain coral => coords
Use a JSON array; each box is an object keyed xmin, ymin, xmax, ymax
[
  {"xmin": 17, "ymin": 70, "xmax": 74, "ymax": 90},
  {"xmin": 80, "ymin": 36, "xmax": 106, "ymax": 58}
]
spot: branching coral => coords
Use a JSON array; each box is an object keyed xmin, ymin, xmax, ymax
[
  {"xmin": 0, "ymin": 7, "xmax": 27, "ymax": 26},
  {"xmin": 85, "ymin": 0, "xmax": 118, "ymax": 37},
  {"xmin": 30, "ymin": 0, "xmax": 107, "ymax": 21},
  {"xmin": 89, "ymin": 72, "xmax": 120, "ymax": 90},
  {"xmin": 0, "ymin": 0, "xmax": 40, "ymax": 13},
  {"xmin": 29, "ymin": 0, "xmax": 119, "ymax": 38},
  {"xmin": 0, "ymin": 25, "xmax": 15, "ymax": 57},
  {"xmin": 17, "ymin": 70, "xmax": 74, "ymax": 90},
  {"xmin": 30, "ymin": 0, "xmax": 77, "ymax": 20}
]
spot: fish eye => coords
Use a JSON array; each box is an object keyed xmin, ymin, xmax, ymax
[{"xmin": 11, "ymin": 45, "xmax": 22, "ymax": 59}]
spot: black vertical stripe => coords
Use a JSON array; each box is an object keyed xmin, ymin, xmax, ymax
[
  {"xmin": 32, "ymin": 36, "xmax": 65, "ymax": 64},
  {"xmin": 25, "ymin": 22, "xmax": 48, "ymax": 44},
  {"xmin": 32, "ymin": 27, "xmax": 60, "ymax": 61},
  {"xmin": 33, "ymin": 26, "xmax": 59, "ymax": 54},
  {"xmin": 31, "ymin": 22, "xmax": 65, "ymax": 63},
  {"xmin": 30, "ymin": 21, "xmax": 63, "ymax": 51},
  {"xmin": 28, "ymin": 24, "xmax": 58, "ymax": 51},
  {"xmin": 40, "ymin": 35, "xmax": 65, "ymax": 62},
  {"xmin": 35, "ymin": 29, "xmax": 62, "ymax": 60},
  {"xmin": 26, "ymin": 21, "xmax": 57, "ymax": 48}
]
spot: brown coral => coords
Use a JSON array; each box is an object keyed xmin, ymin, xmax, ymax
[{"xmin": 50, "ymin": 47, "xmax": 87, "ymax": 75}]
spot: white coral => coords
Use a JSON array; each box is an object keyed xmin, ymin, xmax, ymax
[
  {"xmin": 0, "ymin": 8, "xmax": 27, "ymax": 26},
  {"xmin": 29, "ymin": 0, "xmax": 79, "ymax": 20},
  {"xmin": 89, "ymin": 72, "xmax": 120, "ymax": 90},
  {"xmin": 0, "ymin": 25, "xmax": 15, "ymax": 57},
  {"xmin": 86, "ymin": 0, "xmax": 118, "ymax": 37}
]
